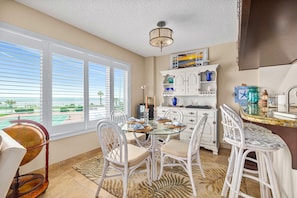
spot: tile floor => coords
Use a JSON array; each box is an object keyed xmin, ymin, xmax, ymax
[{"xmin": 34, "ymin": 148, "xmax": 260, "ymax": 198}]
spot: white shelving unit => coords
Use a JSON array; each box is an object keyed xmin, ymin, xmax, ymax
[{"xmin": 158, "ymin": 64, "xmax": 219, "ymax": 155}]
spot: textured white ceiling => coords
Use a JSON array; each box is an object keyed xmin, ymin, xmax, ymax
[{"xmin": 16, "ymin": 0, "xmax": 238, "ymax": 57}]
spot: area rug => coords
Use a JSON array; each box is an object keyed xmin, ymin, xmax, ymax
[{"xmin": 73, "ymin": 155, "xmax": 247, "ymax": 198}]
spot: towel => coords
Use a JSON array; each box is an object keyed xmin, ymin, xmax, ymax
[{"xmin": 133, "ymin": 123, "xmax": 144, "ymax": 130}]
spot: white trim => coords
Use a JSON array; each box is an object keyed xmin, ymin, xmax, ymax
[{"xmin": 0, "ymin": 22, "xmax": 131, "ymax": 139}]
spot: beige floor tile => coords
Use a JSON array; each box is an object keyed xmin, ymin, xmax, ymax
[{"xmin": 35, "ymin": 148, "xmax": 259, "ymax": 198}]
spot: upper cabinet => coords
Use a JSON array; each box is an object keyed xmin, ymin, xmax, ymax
[
  {"xmin": 174, "ymin": 71, "xmax": 200, "ymax": 95},
  {"xmin": 160, "ymin": 64, "xmax": 219, "ymax": 108},
  {"xmin": 161, "ymin": 65, "xmax": 218, "ymax": 96},
  {"xmin": 238, "ymin": 0, "xmax": 297, "ymax": 70}
]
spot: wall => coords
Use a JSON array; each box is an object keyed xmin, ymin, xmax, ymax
[
  {"xmin": 0, "ymin": 0, "xmax": 146, "ymax": 172},
  {"xmin": 259, "ymin": 63, "xmax": 297, "ymax": 98},
  {"xmin": 149, "ymin": 42, "xmax": 259, "ymax": 148}
]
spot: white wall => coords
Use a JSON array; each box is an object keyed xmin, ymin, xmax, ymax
[{"xmin": 259, "ymin": 63, "xmax": 297, "ymax": 104}]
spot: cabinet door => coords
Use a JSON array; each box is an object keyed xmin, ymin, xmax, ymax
[
  {"xmin": 174, "ymin": 73, "xmax": 186, "ymax": 95},
  {"xmin": 201, "ymin": 116, "xmax": 215, "ymax": 145},
  {"xmin": 198, "ymin": 110, "xmax": 218, "ymax": 154},
  {"xmin": 186, "ymin": 72, "xmax": 199, "ymax": 94}
]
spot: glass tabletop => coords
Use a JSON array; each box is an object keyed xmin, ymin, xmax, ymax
[{"xmin": 121, "ymin": 120, "xmax": 185, "ymax": 136}]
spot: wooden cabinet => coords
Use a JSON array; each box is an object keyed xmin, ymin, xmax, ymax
[{"xmin": 159, "ymin": 64, "xmax": 219, "ymax": 154}]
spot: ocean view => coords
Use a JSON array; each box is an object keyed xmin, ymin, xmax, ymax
[{"xmin": 0, "ymin": 97, "xmax": 105, "ymax": 107}]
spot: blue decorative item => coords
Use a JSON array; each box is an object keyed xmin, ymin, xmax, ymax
[
  {"xmin": 247, "ymin": 86, "xmax": 259, "ymax": 104},
  {"xmin": 168, "ymin": 77, "xmax": 174, "ymax": 83},
  {"xmin": 206, "ymin": 71, "xmax": 212, "ymax": 81},
  {"xmin": 172, "ymin": 97, "xmax": 177, "ymax": 106},
  {"xmin": 234, "ymin": 86, "xmax": 248, "ymax": 105}
]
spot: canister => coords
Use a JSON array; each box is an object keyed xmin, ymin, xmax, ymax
[{"xmin": 248, "ymin": 86, "xmax": 259, "ymax": 104}]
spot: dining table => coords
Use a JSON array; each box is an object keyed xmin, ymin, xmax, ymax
[{"xmin": 122, "ymin": 119, "xmax": 186, "ymax": 181}]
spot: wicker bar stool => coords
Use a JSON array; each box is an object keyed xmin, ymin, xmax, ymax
[{"xmin": 220, "ymin": 104, "xmax": 285, "ymax": 198}]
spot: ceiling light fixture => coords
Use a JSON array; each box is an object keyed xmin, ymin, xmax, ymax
[{"xmin": 149, "ymin": 21, "xmax": 173, "ymax": 52}]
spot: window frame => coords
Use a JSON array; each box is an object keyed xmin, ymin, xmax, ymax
[{"xmin": 0, "ymin": 23, "xmax": 131, "ymax": 140}]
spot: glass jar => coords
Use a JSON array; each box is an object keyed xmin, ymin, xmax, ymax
[{"xmin": 248, "ymin": 86, "xmax": 259, "ymax": 104}]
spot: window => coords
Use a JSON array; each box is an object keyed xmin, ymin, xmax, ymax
[
  {"xmin": 52, "ymin": 48, "xmax": 84, "ymax": 125},
  {"xmin": 0, "ymin": 26, "xmax": 130, "ymax": 139},
  {"xmin": 88, "ymin": 61, "xmax": 110, "ymax": 121},
  {"xmin": 0, "ymin": 41, "xmax": 42, "ymax": 129},
  {"xmin": 114, "ymin": 68, "xmax": 128, "ymax": 112}
]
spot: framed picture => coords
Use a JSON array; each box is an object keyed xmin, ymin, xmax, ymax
[
  {"xmin": 234, "ymin": 86, "xmax": 248, "ymax": 105},
  {"xmin": 171, "ymin": 48, "xmax": 209, "ymax": 69}
]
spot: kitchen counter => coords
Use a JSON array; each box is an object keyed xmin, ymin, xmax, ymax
[
  {"xmin": 240, "ymin": 104, "xmax": 297, "ymax": 128},
  {"xmin": 239, "ymin": 104, "xmax": 297, "ymax": 169}
]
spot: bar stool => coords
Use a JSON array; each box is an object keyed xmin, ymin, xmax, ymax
[{"xmin": 220, "ymin": 105, "xmax": 285, "ymax": 198}]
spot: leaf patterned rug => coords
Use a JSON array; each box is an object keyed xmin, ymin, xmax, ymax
[{"xmin": 73, "ymin": 155, "xmax": 247, "ymax": 198}]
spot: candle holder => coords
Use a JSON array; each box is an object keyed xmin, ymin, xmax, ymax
[
  {"xmin": 144, "ymin": 109, "xmax": 149, "ymax": 124},
  {"xmin": 153, "ymin": 108, "xmax": 158, "ymax": 121}
]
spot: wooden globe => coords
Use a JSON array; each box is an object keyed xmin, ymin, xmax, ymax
[{"xmin": 4, "ymin": 124, "xmax": 45, "ymax": 166}]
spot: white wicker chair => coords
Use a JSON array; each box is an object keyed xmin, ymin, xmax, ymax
[
  {"xmin": 160, "ymin": 109, "xmax": 183, "ymax": 142},
  {"xmin": 110, "ymin": 110, "xmax": 146, "ymax": 145},
  {"xmin": 95, "ymin": 120, "xmax": 151, "ymax": 198},
  {"xmin": 158, "ymin": 114, "xmax": 208, "ymax": 197},
  {"xmin": 220, "ymin": 104, "xmax": 285, "ymax": 198}
]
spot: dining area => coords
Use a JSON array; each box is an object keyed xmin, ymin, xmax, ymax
[
  {"xmin": 95, "ymin": 108, "xmax": 208, "ymax": 197},
  {"xmin": 92, "ymin": 101, "xmax": 289, "ymax": 198}
]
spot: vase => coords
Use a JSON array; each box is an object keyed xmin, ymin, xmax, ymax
[
  {"xmin": 206, "ymin": 71, "xmax": 212, "ymax": 81},
  {"xmin": 172, "ymin": 97, "xmax": 177, "ymax": 106}
]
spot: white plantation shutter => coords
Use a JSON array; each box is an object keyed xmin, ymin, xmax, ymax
[
  {"xmin": 88, "ymin": 61, "xmax": 110, "ymax": 121},
  {"xmin": 0, "ymin": 40, "xmax": 42, "ymax": 129},
  {"xmin": 0, "ymin": 25, "xmax": 130, "ymax": 138},
  {"xmin": 52, "ymin": 52, "xmax": 84, "ymax": 125},
  {"xmin": 113, "ymin": 68, "xmax": 128, "ymax": 114}
]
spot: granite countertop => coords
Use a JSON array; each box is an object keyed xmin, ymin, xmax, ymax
[
  {"xmin": 160, "ymin": 105, "xmax": 215, "ymax": 110},
  {"xmin": 240, "ymin": 104, "xmax": 297, "ymax": 128}
]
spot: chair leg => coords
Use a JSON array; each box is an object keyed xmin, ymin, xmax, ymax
[
  {"xmin": 122, "ymin": 168, "xmax": 129, "ymax": 198},
  {"xmin": 262, "ymin": 152, "xmax": 281, "ymax": 198},
  {"xmin": 95, "ymin": 160, "xmax": 109, "ymax": 198},
  {"xmin": 221, "ymin": 146, "xmax": 236, "ymax": 197},
  {"xmin": 257, "ymin": 152, "xmax": 270, "ymax": 198},
  {"xmin": 146, "ymin": 157, "xmax": 152, "ymax": 185},
  {"xmin": 195, "ymin": 152, "xmax": 205, "ymax": 178},
  {"xmin": 229, "ymin": 148, "xmax": 245, "ymax": 198},
  {"xmin": 187, "ymin": 161, "xmax": 197, "ymax": 197},
  {"xmin": 158, "ymin": 152, "xmax": 165, "ymax": 180}
]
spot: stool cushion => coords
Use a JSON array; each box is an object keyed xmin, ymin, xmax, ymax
[{"xmin": 244, "ymin": 127, "xmax": 286, "ymax": 149}]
